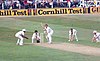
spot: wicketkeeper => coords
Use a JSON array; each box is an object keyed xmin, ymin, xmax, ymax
[
  {"xmin": 32, "ymin": 30, "xmax": 41, "ymax": 43},
  {"xmin": 15, "ymin": 29, "xmax": 28, "ymax": 45}
]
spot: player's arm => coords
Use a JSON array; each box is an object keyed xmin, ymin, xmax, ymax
[
  {"xmin": 21, "ymin": 34, "xmax": 28, "ymax": 39},
  {"xmin": 43, "ymin": 28, "xmax": 48, "ymax": 35},
  {"xmin": 92, "ymin": 37, "xmax": 96, "ymax": 42}
]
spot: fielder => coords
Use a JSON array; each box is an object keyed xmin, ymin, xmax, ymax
[
  {"xmin": 15, "ymin": 29, "xmax": 28, "ymax": 45},
  {"xmin": 32, "ymin": 30, "xmax": 41, "ymax": 43},
  {"xmin": 68, "ymin": 28, "xmax": 78, "ymax": 41},
  {"xmin": 92, "ymin": 30, "xmax": 100, "ymax": 42},
  {"xmin": 43, "ymin": 24, "xmax": 54, "ymax": 44}
]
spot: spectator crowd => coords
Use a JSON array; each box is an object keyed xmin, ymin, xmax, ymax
[{"xmin": 0, "ymin": 0, "xmax": 100, "ymax": 9}]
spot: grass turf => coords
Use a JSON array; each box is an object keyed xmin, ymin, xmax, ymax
[{"xmin": 0, "ymin": 15, "xmax": 100, "ymax": 61}]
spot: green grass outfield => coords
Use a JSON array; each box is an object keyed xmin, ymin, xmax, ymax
[{"xmin": 0, "ymin": 15, "xmax": 100, "ymax": 61}]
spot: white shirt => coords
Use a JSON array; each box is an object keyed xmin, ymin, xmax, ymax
[
  {"xmin": 49, "ymin": 2, "xmax": 53, "ymax": 5},
  {"xmin": 15, "ymin": 31, "xmax": 24, "ymax": 37},
  {"xmin": 60, "ymin": 0, "xmax": 63, "ymax": 2},
  {"xmin": 45, "ymin": 27, "xmax": 53, "ymax": 34},
  {"xmin": 94, "ymin": 33, "xmax": 100, "ymax": 40},
  {"xmin": 6, "ymin": 1, "xmax": 12, "ymax": 5},
  {"xmin": 32, "ymin": 32, "xmax": 40, "ymax": 38},
  {"xmin": 69, "ymin": 29, "xmax": 77, "ymax": 35}
]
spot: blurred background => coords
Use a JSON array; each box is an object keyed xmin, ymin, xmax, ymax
[{"xmin": 0, "ymin": 0, "xmax": 100, "ymax": 9}]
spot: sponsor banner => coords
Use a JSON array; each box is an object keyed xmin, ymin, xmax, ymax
[
  {"xmin": 0, "ymin": 9, "xmax": 34, "ymax": 16},
  {"xmin": 90, "ymin": 7, "xmax": 100, "ymax": 14},
  {"xmin": 31, "ymin": 9, "xmax": 37, "ymax": 16},
  {"xmin": 67, "ymin": 8, "xmax": 83, "ymax": 14},
  {"xmin": 37, "ymin": 8, "xmax": 83, "ymax": 16},
  {"xmin": 83, "ymin": 8, "xmax": 89, "ymax": 13}
]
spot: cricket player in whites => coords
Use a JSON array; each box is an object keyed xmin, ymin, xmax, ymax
[
  {"xmin": 68, "ymin": 28, "xmax": 78, "ymax": 41},
  {"xmin": 92, "ymin": 30, "xmax": 100, "ymax": 42},
  {"xmin": 32, "ymin": 30, "xmax": 41, "ymax": 43},
  {"xmin": 43, "ymin": 24, "xmax": 54, "ymax": 44},
  {"xmin": 15, "ymin": 29, "xmax": 28, "ymax": 45}
]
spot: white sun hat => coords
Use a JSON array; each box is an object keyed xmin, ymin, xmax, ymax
[
  {"xmin": 22, "ymin": 29, "xmax": 26, "ymax": 31},
  {"xmin": 93, "ymin": 30, "xmax": 97, "ymax": 33}
]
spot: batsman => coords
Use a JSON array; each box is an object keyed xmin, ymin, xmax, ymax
[{"xmin": 42, "ymin": 24, "xmax": 54, "ymax": 44}]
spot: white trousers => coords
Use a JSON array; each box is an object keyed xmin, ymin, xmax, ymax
[
  {"xmin": 46, "ymin": 31, "xmax": 53, "ymax": 43},
  {"xmin": 32, "ymin": 36, "xmax": 41, "ymax": 43},
  {"xmin": 16, "ymin": 36, "xmax": 23, "ymax": 45},
  {"xmin": 96, "ymin": 37, "xmax": 100, "ymax": 42},
  {"xmin": 69, "ymin": 34, "xmax": 78, "ymax": 41}
]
